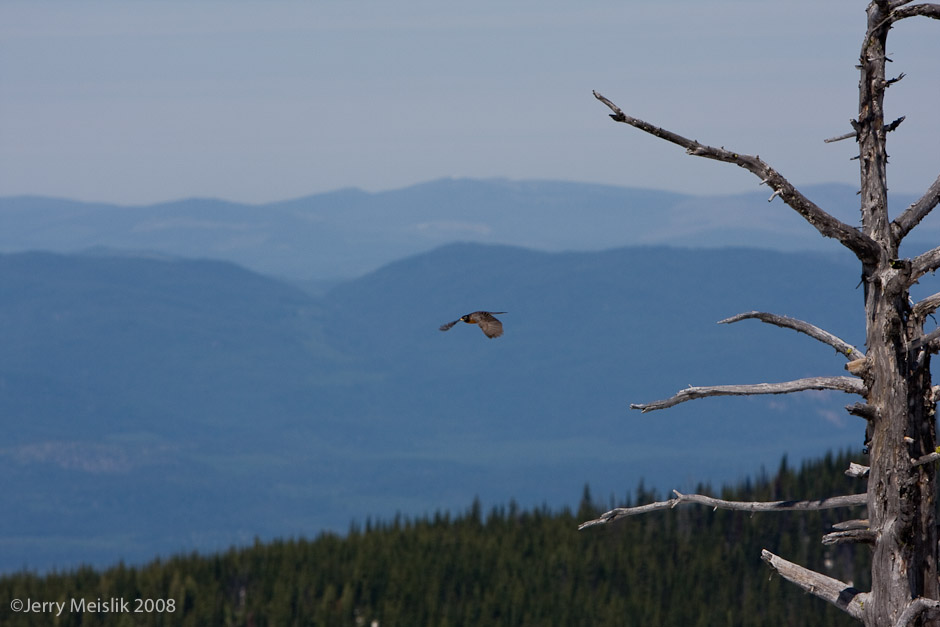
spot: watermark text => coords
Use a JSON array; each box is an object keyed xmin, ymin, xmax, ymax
[{"xmin": 10, "ymin": 597, "xmax": 176, "ymax": 616}]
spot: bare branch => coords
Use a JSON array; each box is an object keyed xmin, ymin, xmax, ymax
[
  {"xmin": 761, "ymin": 550, "xmax": 868, "ymax": 620},
  {"xmin": 670, "ymin": 490, "xmax": 867, "ymax": 512},
  {"xmin": 886, "ymin": 72, "xmax": 907, "ymax": 87},
  {"xmin": 892, "ymin": 173, "xmax": 940, "ymax": 241},
  {"xmin": 911, "ymin": 293, "xmax": 940, "ymax": 352},
  {"xmin": 822, "ymin": 528, "xmax": 877, "ymax": 545},
  {"xmin": 912, "ymin": 292, "xmax": 940, "ymax": 324},
  {"xmin": 630, "ymin": 376, "xmax": 867, "ymax": 413},
  {"xmin": 845, "ymin": 357, "xmax": 872, "ymax": 377},
  {"xmin": 890, "ymin": 3, "xmax": 940, "ymax": 21},
  {"xmin": 719, "ymin": 311, "xmax": 864, "ymax": 359},
  {"xmin": 578, "ymin": 490, "xmax": 867, "ymax": 529},
  {"xmin": 577, "ymin": 499, "xmax": 679, "ymax": 529},
  {"xmin": 832, "ymin": 519, "xmax": 870, "ymax": 530},
  {"xmin": 845, "ymin": 462, "xmax": 871, "ymax": 477},
  {"xmin": 925, "ymin": 327, "xmax": 940, "ymax": 354},
  {"xmin": 846, "ymin": 402, "xmax": 880, "ymax": 421},
  {"xmin": 592, "ymin": 90, "xmax": 880, "ymax": 263},
  {"xmin": 823, "ymin": 129, "xmax": 857, "ymax": 144},
  {"xmin": 910, "ymin": 245, "xmax": 940, "ymax": 284},
  {"xmin": 825, "ymin": 115, "xmax": 903, "ymax": 143},
  {"xmin": 894, "ymin": 598, "xmax": 940, "ymax": 627},
  {"xmin": 884, "ymin": 115, "xmax": 906, "ymax": 132},
  {"xmin": 911, "ymin": 451, "xmax": 940, "ymax": 467}
]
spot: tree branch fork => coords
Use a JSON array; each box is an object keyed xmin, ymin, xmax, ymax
[
  {"xmin": 594, "ymin": 89, "xmax": 940, "ymax": 282},
  {"xmin": 592, "ymin": 90, "xmax": 881, "ymax": 264}
]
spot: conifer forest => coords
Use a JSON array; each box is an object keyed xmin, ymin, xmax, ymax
[{"xmin": 1, "ymin": 451, "xmax": 869, "ymax": 626}]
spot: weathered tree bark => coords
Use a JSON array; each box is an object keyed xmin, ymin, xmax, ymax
[
  {"xmin": 585, "ymin": 2, "xmax": 940, "ymax": 625},
  {"xmin": 762, "ymin": 550, "xmax": 869, "ymax": 620},
  {"xmin": 629, "ymin": 376, "xmax": 866, "ymax": 413},
  {"xmin": 856, "ymin": 3, "xmax": 938, "ymax": 625}
]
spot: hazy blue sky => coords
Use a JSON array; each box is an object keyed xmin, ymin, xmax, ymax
[{"xmin": 2, "ymin": 1, "xmax": 938, "ymax": 205}]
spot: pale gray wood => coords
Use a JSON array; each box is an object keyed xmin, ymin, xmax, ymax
[
  {"xmin": 761, "ymin": 550, "xmax": 868, "ymax": 620},
  {"xmin": 845, "ymin": 462, "xmax": 871, "ymax": 477},
  {"xmin": 578, "ymin": 491, "xmax": 866, "ymax": 530},
  {"xmin": 719, "ymin": 311, "xmax": 864, "ymax": 360},
  {"xmin": 630, "ymin": 377, "xmax": 865, "ymax": 413}
]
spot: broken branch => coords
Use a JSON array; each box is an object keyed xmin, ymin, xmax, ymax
[
  {"xmin": 912, "ymin": 292, "xmax": 940, "ymax": 325},
  {"xmin": 890, "ymin": 3, "xmax": 940, "ymax": 22},
  {"xmin": 892, "ymin": 172, "xmax": 940, "ymax": 241},
  {"xmin": 846, "ymin": 402, "xmax": 879, "ymax": 421},
  {"xmin": 824, "ymin": 130, "xmax": 857, "ymax": 144},
  {"xmin": 911, "ymin": 451, "xmax": 940, "ymax": 467},
  {"xmin": 762, "ymin": 550, "xmax": 868, "ymax": 620},
  {"xmin": 630, "ymin": 376, "xmax": 867, "ymax": 413},
  {"xmin": 719, "ymin": 311, "xmax": 864, "ymax": 360},
  {"xmin": 845, "ymin": 357, "xmax": 871, "ymax": 376},
  {"xmin": 592, "ymin": 90, "xmax": 879, "ymax": 263},
  {"xmin": 884, "ymin": 115, "xmax": 906, "ymax": 132},
  {"xmin": 845, "ymin": 462, "xmax": 871, "ymax": 477},
  {"xmin": 911, "ymin": 244, "xmax": 940, "ymax": 284},
  {"xmin": 822, "ymin": 528, "xmax": 877, "ymax": 545},
  {"xmin": 925, "ymin": 327, "xmax": 940, "ymax": 354}
]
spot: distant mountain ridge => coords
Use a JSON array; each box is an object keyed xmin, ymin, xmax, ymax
[
  {"xmin": 1, "ymin": 179, "xmax": 930, "ymax": 282},
  {"xmin": 0, "ymin": 243, "xmax": 881, "ymax": 573}
]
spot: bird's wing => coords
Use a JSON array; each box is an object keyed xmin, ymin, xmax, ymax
[
  {"xmin": 477, "ymin": 313, "xmax": 503, "ymax": 338},
  {"xmin": 439, "ymin": 319, "xmax": 460, "ymax": 332}
]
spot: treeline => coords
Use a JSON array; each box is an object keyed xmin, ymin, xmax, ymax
[{"xmin": 1, "ymin": 451, "xmax": 869, "ymax": 626}]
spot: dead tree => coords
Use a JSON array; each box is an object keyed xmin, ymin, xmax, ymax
[{"xmin": 580, "ymin": 2, "xmax": 940, "ymax": 625}]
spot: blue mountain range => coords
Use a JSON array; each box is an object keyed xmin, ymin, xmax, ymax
[{"xmin": 1, "ymin": 178, "xmax": 934, "ymax": 573}]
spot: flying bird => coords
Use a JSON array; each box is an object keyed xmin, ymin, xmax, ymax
[{"xmin": 439, "ymin": 311, "xmax": 506, "ymax": 339}]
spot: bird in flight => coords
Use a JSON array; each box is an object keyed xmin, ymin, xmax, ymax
[{"xmin": 439, "ymin": 311, "xmax": 506, "ymax": 339}]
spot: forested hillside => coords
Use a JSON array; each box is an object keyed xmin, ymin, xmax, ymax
[
  {"xmin": 1, "ymin": 451, "xmax": 868, "ymax": 626},
  {"xmin": 0, "ymin": 246, "xmax": 865, "ymax": 573}
]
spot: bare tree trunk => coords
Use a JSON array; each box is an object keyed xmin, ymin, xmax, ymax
[{"xmin": 859, "ymin": 3, "xmax": 938, "ymax": 625}]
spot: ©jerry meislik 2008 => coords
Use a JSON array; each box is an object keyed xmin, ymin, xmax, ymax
[{"xmin": 9, "ymin": 596, "xmax": 177, "ymax": 616}]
